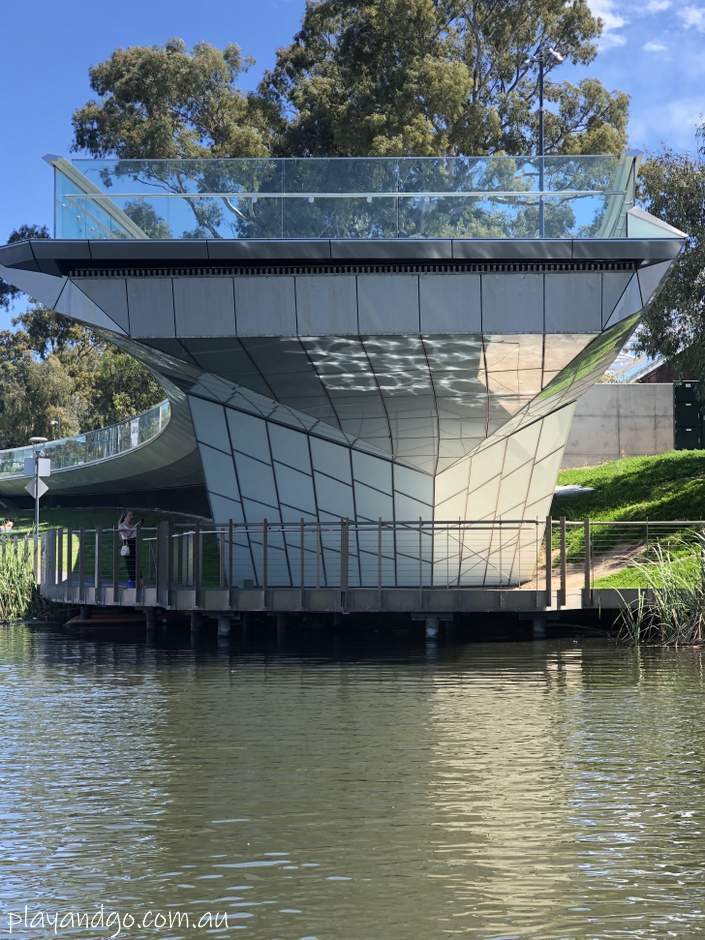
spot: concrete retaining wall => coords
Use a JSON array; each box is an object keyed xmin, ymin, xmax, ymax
[{"xmin": 564, "ymin": 383, "xmax": 674, "ymax": 467}]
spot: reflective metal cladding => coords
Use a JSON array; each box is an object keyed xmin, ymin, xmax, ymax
[{"xmin": 0, "ymin": 155, "xmax": 687, "ymax": 586}]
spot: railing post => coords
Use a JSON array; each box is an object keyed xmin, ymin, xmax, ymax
[
  {"xmin": 228, "ymin": 519, "xmax": 235, "ymax": 606},
  {"xmin": 157, "ymin": 521, "xmax": 170, "ymax": 607},
  {"xmin": 315, "ymin": 523, "xmax": 321, "ymax": 588},
  {"xmin": 545, "ymin": 516, "xmax": 553, "ymax": 603},
  {"xmin": 559, "ymin": 516, "xmax": 567, "ymax": 608},
  {"xmin": 57, "ymin": 528, "xmax": 63, "ymax": 586},
  {"xmin": 583, "ymin": 519, "xmax": 592, "ymax": 598},
  {"xmin": 112, "ymin": 525, "xmax": 118, "ymax": 602},
  {"xmin": 299, "ymin": 518, "xmax": 305, "ymax": 591},
  {"xmin": 66, "ymin": 528, "xmax": 73, "ymax": 589},
  {"xmin": 261, "ymin": 520, "xmax": 268, "ymax": 595},
  {"xmin": 378, "ymin": 518, "xmax": 383, "ymax": 595},
  {"xmin": 340, "ymin": 519, "xmax": 349, "ymax": 593},
  {"xmin": 193, "ymin": 522, "xmax": 201, "ymax": 606},
  {"xmin": 78, "ymin": 529, "xmax": 85, "ymax": 603},
  {"xmin": 134, "ymin": 525, "xmax": 142, "ymax": 603},
  {"xmin": 217, "ymin": 524, "xmax": 224, "ymax": 589},
  {"xmin": 94, "ymin": 527, "xmax": 102, "ymax": 598}
]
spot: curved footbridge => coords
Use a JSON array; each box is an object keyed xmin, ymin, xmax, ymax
[
  {"xmin": 0, "ymin": 398, "xmax": 205, "ymax": 512},
  {"xmin": 0, "ymin": 153, "xmax": 686, "ymax": 617}
]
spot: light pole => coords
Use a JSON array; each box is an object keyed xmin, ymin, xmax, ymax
[
  {"xmin": 50, "ymin": 418, "xmax": 62, "ymax": 439},
  {"xmin": 29, "ymin": 436, "xmax": 48, "ymax": 578},
  {"xmin": 531, "ymin": 45, "xmax": 564, "ymax": 237}
]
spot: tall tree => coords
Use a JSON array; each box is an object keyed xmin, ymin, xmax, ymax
[
  {"xmin": 72, "ymin": 38, "xmax": 274, "ymax": 159},
  {"xmin": 261, "ymin": 0, "xmax": 629, "ymax": 156},
  {"xmin": 637, "ymin": 136, "xmax": 705, "ymax": 375}
]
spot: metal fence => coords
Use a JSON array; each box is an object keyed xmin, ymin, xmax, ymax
[{"xmin": 4, "ymin": 516, "xmax": 705, "ymax": 609}]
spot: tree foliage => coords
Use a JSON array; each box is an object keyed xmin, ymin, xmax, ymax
[
  {"xmin": 261, "ymin": 0, "xmax": 628, "ymax": 156},
  {"xmin": 0, "ymin": 302, "xmax": 163, "ymax": 449},
  {"xmin": 637, "ymin": 135, "xmax": 705, "ymax": 374},
  {"xmin": 72, "ymin": 38, "xmax": 274, "ymax": 159},
  {"xmin": 0, "ymin": 221, "xmax": 163, "ymax": 449}
]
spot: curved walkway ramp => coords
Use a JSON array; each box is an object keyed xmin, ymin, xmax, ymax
[{"xmin": 0, "ymin": 398, "xmax": 204, "ymax": 509}]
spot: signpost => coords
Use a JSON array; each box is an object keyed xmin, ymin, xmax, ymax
[{"xmin": 26, "ymin": 439, "xmax": 50, "ymax": 578}]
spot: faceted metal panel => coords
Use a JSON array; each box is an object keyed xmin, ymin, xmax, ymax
[
  {"xmin": 419, "ymin": 274, "xmax": 481, "ymax": 332},
  {"xmin": 273, "ymin": 462, "xmax": 317, "ymax": 514},
  {"xmin": 482, "ymin": 273, "xmax": 543, "ymax": 333},
  {"xmin": 173, "ymin": 277, "xmax": 236, "ymax": 336},
  {"xmin": 296, "ymin": 275, "xmax": 358, "ymax": 335},
  {"xmin": 310, "ymin": 438, "xmax": 351, "ymax": 482},
  {"xmin": 357, "ymin": 275, "xmax": 420, "ymax": 333},
  {"xmin": 227, "ymin": 410, "xmax": 270, "ymax": 462},
  {"xmin": 234, "ymin": 451, "xmax": 279, "ymax": 507},
  {"xmin": 126, "ymin": 278, "xmax": 175, "ymax": 337},
  {"xmin": 57, "ymin": 280, "xmax": 127, "ymax": 334},
  {"xmin": 269, "ymin": 423, "xmax": 312, "ymax": 473},
  {"xmin": 314, "ymin": 473, "xmax": 355, "ymax": 517},
  {"xmin": 77, "ymin": 278, "xmax": 130, "ymax": 332},
  {"xmin": 604, "ymin": 275, "xmax": 642, "ymax": 328},
  {"xmin": 638, "ymin": 261, "xmax": 673, "ymax": 307},
  {"xmin": 545, "ymin": 272, "xmax": 601, "ymax": 333},
  {"xmin": 601, "ymin": 271, "xmax": 633, "ymax": 326},
  {"xmin": 0, "ymin": 265, "xmax": 67, "ymax": 310},
  {"xmin": 200, "ymin": 444, "xmax": 239, "ymax": 499},
  {"xmin": 234, "ymin": 276, "xmax": 297, "ymax": 335},
  {"xmin": 188, "ymin": 396, "xmax": 230, "ymax": 450}
]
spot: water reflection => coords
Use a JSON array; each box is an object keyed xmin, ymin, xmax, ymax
[{"xmin": 1, "ymin": 627, "xmax": 704, "ymax": 937}]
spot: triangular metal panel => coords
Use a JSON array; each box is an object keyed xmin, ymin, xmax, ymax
[
  {"xmin": 637, "ymin": 260, "xmax": 674, "ymax": 307},
  {"xmin": 0, "ymin": 265, "xmax": 66, "ymax": 309}
]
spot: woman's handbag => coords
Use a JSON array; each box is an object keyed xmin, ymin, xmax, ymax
[{"xmin": 120, "ymin": 542, "xmax": 130, "ymax": 557}]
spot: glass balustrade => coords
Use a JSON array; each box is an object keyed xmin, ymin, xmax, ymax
[
  {"xmin": 53, "ymin": 154, "xmax": 637, "ymax": 241},
  {"xmin": 0, "ymin": 401, "xmax": 170, "ymax": 478}
]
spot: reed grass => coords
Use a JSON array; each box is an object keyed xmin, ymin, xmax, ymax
[
  {"xmin": 0, "ymin": 543, "xmax": 42, "ymax": 622},
  {"xmin": 617, "ymin": 534, "xmax": 705, "ymax": 646}
]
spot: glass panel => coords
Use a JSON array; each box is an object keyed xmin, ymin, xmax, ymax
[
  {"xmin": 54, "ymin": 155, "xmax": 638, "ymax": 241},
  {"xmin": 0, "ymin": 401, "xmax": 171, "ymax": 478}
]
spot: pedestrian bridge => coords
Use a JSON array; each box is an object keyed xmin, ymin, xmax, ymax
[{"xmin": 0, "ymin": 399, "xmax": 201, "ymax": 504}]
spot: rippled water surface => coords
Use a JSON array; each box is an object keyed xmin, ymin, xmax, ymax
[{"xmin": 2, "ymin": 626, "xmax": 705, "ymax": 938}]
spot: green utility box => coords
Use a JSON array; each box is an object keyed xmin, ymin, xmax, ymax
[{"xmin": 673, "ymin": 380, "xmax": 702, "ymax": 450}]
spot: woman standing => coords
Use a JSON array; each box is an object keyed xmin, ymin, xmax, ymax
[{"xmin": 118, "ymin": 511, "xmax": 140, "ymax": 587}]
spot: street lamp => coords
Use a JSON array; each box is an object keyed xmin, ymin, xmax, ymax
[
  {"xmin": 50, "ymin": 418, "xmax": 62, "ymax": 439},
  {"xmin": 29, "ymin": 436, "xmax": 48, "ymax": 578},
  {"xmin": 527, "ymin": 45, "xmax": 565, "ymax": 237}
]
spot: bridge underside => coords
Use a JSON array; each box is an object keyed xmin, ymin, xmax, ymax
[{"xmin": 0, "ymin": 235, "xmax": 680, "ymax": 586}]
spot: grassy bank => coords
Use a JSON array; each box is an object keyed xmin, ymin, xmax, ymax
[
  {"xmin": 553, "ymin": 451, "xmax": 705, "ymax": 588},
  {"xmin": 554, "ymin": 451, "xmax": 705, "ymax": 522},
  {"xmin": 1, "ymin": 506, "xmax": 206, "ymax": 536}
]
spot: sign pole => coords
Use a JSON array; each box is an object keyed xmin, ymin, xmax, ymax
[{"xmin": 27, "ymin": 437, "xmax": 49, "ymax": 580}]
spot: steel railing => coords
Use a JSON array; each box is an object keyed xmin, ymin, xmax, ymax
[{"xmin": 5, "ymin": 515, "xmax": 705, "ymax": 609}]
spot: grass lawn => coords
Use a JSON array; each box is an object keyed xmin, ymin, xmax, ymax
[
  {"xmin": 0, "ymin": 506, "xmax": 203, "ymax": 536},
  {"xmin": 553, "ymin": 450, "xmax": 705, "ymax": 587},
  {"xmin": 554, "ymin": 450, "xmax": 705, "ymax": 522}
]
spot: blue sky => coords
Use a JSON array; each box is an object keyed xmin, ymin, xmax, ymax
[{"xmin": 0, "ymin": 0, "xmax": 702, "ymax": 245}]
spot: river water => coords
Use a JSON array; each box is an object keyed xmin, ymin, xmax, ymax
[{"xmin": 1, "ymin": 625, "xmax": 705, "ymax": 939}]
